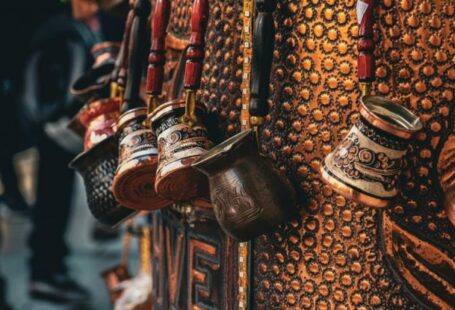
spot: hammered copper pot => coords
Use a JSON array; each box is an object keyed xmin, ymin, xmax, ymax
[
  {"xmin": 150, "ymin": 99, "xmax": 212, "ymax": 201},
  {"xmin": 70, "ymin": 135, "xmax": 138, "ymax": 227},
  {"xmin": 192, "ymin": 130, "xmax": 298, "ymax": 241},
  {"xmin": 321, "ymin": 96, "xmax": 422, "ymax": 208}
]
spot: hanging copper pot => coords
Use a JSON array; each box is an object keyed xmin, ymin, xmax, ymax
[
  {"xmin": 321, "ymin": 96, "xmax": 422, "ymax": 208},
  {"xmin": 192, "ymin": 0, "xmax": 298, "ymax": 241},
  {"xmin": 193, "ymin": 130, "xmax": 298, "ymax": 241},
  {"xmin": 69, "ymin": 135, "xmax": 138, "ymax": 227},
  {"xmin": 70, "ymin": 7, "xmax": 138, "ymax": 227},
  {"xmin": 77, "ymin": 97, "xmax": 120, "ymax": 150},
  {"xmin": 71, "ymin": 41, "xmax": 120, "ymax": 103},
  {"xmin": 150, "ymin": 0, "xmax": 212, "ymax": 202},
  {"xmin": 112, "ymin": 0, "xmax": 170, "ymax": 210},
  {"xmin": 320, "ymin": 0, "xmax": 422, "ymax": 208}
]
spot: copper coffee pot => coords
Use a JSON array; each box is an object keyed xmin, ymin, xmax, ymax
[
  {"xmin": 70, "ymin": 41, "xmax": 121, "ymax": 150},
  {"xmin": 192, "ymin": 0, "xmax": 299, "ymax": 241},
  {"xmin": 320, "ymin": 0, "xmax": 422, "ymax": 208},
  {"xmin": 149, "ymin": 0, "xmax": 213, "ymax": 202},
  {"xmin": 112, "ymin": 0, "xmax": 169, "ymax": 211},
  {"xmin": 70, "ymin": 9, "xmax": 138, "ymax": 227}
]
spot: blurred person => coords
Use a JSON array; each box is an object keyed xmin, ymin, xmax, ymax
[{"xmin": 22, "ymin": 10, "xmax": 96, "ymax": 305}]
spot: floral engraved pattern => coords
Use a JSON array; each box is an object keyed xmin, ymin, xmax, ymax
[
  {"xmin": 211, "ymin": 173, "xmax": 263, "ymax": 232},
  {"xmin": 333, "ymin": 131, "xmax": 401, "ymax": 192}
]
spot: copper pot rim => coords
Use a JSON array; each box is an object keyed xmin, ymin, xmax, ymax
[
  {"xmin": 360, "ymin": 95, "xmax": 423, "ymax": 139},
  {"xmin": 149, "ymin": 99, "xmax": 207, "ymax": 125},
  {"xmin": 192, "ymin": 129, "xmax": 254, "ymax": 169},
  {"xmin": 117, "ymin": 107, "xmax": 147, "ymax": 129},
  {"xmin": 320, "ymin": 164, "xmax": 391, "ymax": 208}
]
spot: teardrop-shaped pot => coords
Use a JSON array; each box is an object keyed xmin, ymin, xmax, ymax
[
  {"xmin": 192, "ymin": 130, "xmax": 298, "ymax": 241},
  {"xmin": 70, "ymin": 135, "xmax": 138, "ymax": 227}
]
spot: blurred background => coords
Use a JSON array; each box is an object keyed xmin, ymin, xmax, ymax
[{"xmin": 0, "ymin": 1, "xmax": 139, "ymax": 309}]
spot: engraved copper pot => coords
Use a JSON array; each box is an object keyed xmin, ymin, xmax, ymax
[
  {"xmin": 192, "ymin": 129, "xmax": 298, "ymax": 241},
  {"xmin": 78, "ymin": 97, "xmax": 120, "ymax": 150},
  {"xmin": 70, "ymin": 135, "xmax": 138, "ymax": 227},
  {"xmin": 321, "ymin": 95, "xmax": 422, "ymax": 208},
  {"xmin": 112, "ymin": 108, "xmax": 169, "ymax": 210},
  {"xmin": 150, "ymin": 99, "xmax": 212, "ymax": 201}
]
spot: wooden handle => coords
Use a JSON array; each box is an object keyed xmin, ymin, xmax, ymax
[
  {"xmin": 250, "ymin": 0, "xmax": 276, "ymax": 118},
  {"xmin": 146, "ymin": 0, "xmax": 171, "ymax": 96},
  {"xmin": 122, "ymin": 0, "xmax": 151, "ymax": 111},
  {"xmin": 117, "ymin": 9, "xmax": 135, "ymax": 90},
  {"xmin": 357, "ymin": 0, "xmax": 375, "ymax": 83},
  {"xmin": 183, "ymin": 0, "xmax": 209, "ymax": 90}
]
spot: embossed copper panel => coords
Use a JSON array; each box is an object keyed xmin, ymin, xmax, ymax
[
  {"xmin": 157, "ymin": 0, "xmax": 455, "ymax": 309},
  {"xmin": 150, "ymin": 209, "xmax": 238, "ymax": 309}
]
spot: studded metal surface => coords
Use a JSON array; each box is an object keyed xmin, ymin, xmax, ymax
[{"xmin": 165, "ymin": 0, "xmax": 455, "ymax": 309}]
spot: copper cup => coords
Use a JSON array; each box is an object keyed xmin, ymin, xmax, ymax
[
  {"xmin": 321, "ymin": 95, "xmax": 422, "ymax": 208},
  {"xmin": 112, "ymin": 108, "xmax": 169, "ymax": 210},
  {"xmin": 70, "ymin": 136, "xmax": 138, "ymax": 227},
  {"xmin": 149, "ymin": 99, "xmax": 212, "ymax": 201},
  {"xmin": 192, "ymin": 129, "xmax": 298, "ymax": 241},
  {"xmin": 78, "ymin": 97, "xmax": 120, "ymax": 150}
]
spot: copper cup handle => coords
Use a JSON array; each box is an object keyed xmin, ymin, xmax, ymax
[
  {"xmin": 249, "ymin": 0, "xmax": 276, "ymax": 144},
  {"xmin": 146, "ymin": 0, "xmax": 171, "ymax": 119},
  {"xmin": 357, "ymin": 0, "xmax": 375, "ymax": 96},
  {"xmin": 180, "ymin": 0, "xmax": 209, "ymax": 126}
]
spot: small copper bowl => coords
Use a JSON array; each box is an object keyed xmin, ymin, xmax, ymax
[
  {"xmin": 150, "ymin": 100, "xmax": 212, "ymax": 201},
  {"xmin": 321, "ymin": 96, "xmax": 422, "ymax": 208},
  {"xmin": 112, "ymin": 108, "xmax": 169, "ymax": 210},
  {"xmin": 70, "ymin": 135, "xmax": 138, "ymax": 227},
  {"xmin": 78, "ymin": 98, "xmax": 120, "ymax": 150}
]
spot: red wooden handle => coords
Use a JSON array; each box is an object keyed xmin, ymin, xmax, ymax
[
  {"xmin": 117, "ymin": 9, "xmax": 135, "ymax": 89},
  {"xmin": 357, "ymin": 0, "xmax": 375, "ymax": 83},
  {"xmin": 146, "ymin": 0, "xmax": 171, "ymax": 96},
  {"xmin": 184, "ymin": 0, "xmax": 209, "ymax": 90}
]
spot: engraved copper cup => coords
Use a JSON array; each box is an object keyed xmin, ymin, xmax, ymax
[
  {"xmin": 192, "ymin": 130, "xmax": 298, "ymax": 241},
  {"xmin": 70, "ymin": 135, "xmax": 138, "ymax": 227},
  {"xmin": 150, "ymin": 99, "xmax": 212, "ymax": 201},
  {"xmin": 112, "ymin": 108, "xmax": 169, "ymax": 210},
  {"xmin": 321, "ymin": 96, "xmax": 422, "ymax": 208}
]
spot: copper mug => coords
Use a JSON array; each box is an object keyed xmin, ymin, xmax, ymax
[
  {"xmin": 150, "ymin": 98, "xmax": 213, "ymax": 201},
  {"xmin": 112, "ymin": 108, "xmax": 169, "ymax": 210},
  {"xmin": 70, "ymin": 135, "xmax": 138, "ymax": 227},
  {"xmin": 192, "ymin": 130, "xmax": 298, "ymax": 241},
  {"xmin": 321, "ymin": 96, "xmax": 422, "ymax": 208},
  {"xmin": 78, "ymin": 97, "xmax": 120, "ymax": 150}
]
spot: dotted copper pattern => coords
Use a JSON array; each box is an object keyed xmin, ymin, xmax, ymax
[
  {"xmin": 200, "ymin": 0, "xmax": 244, "ymax": 139},
  {"xmin": 165, "ymin": 0, "xmax": 455, "ymax": 309},
  {"xmin": 250, "ymin": 0, "xmax": 454, "ymax": 309},
  {"xmin": 169, "ymin": 0, "xmax": 192, "ymax": 39}
]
